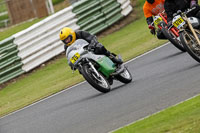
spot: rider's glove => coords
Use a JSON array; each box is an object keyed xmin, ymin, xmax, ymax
[
  {"xmin": 88, "ymin": 39, "xmax": 97, "ymax": 51},
  {"xmin": 88, "ymin": 43, "xmax": 96, "ymax": 51},
  {"xmin": 148, "ymin": 25, "xmax": 155, "ymax": 35}
]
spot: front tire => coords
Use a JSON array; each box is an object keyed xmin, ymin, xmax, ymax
[
  {"xmin": 115, "ymin": 67, "xmax": 132, "ymax": 83},
  {"xmin": 81, "ymin": 63, "xmax": 111, "ymax": 93},
  {"xmin": 180, "ymin": 29, "xmax": 200, "ymax": 63},
  {"xmin": 161, "ymin": 26, "xmax": 186, "ymax": 52}
]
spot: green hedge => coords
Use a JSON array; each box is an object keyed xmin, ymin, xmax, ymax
[
  {"xmin": 0, "ymin": 14, "xmax": 8, "ymax": 21},
  {"xmin": 52, "ymin": 0, "xmax": 64, "ymax": 5}
]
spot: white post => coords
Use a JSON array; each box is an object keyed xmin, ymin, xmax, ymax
[{"xmin": 47, "ymin": 0, "xmax": 55, "ymax": 14}]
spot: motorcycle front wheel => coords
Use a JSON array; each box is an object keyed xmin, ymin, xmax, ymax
[
  {"xmin": 180, "ymin": 29, "xmax": 200, "ymax": 63},
  {"xmin": 161, "ymin": 26, "xmax": 186, "ymax": 52},
  {"xmin": 115, "ymin": 67, "xmax": 132, "ymax": 83},
  {"xmin": 81, "ymin": 63, "xmax": 111, "ymax": 93}
]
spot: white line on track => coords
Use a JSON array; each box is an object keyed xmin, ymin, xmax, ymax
[{"xmin": 0, "ymin": 42, "xmax": 170, "ymax": 120}]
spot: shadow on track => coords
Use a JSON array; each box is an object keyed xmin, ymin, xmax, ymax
[
  {"xmin": 156, "ymin": 51, "xmax": 184, "ymax": 62},
  {"xmin": 157, "ymin": 63, "xmax": 200, "ymax": 79}
]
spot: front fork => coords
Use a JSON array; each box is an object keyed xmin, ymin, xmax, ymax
[
  {"xmin": 86, "ymin": 58, "xmax": 100, "ymax": 78},
  {"xmin": 159, "ymin": 21, "xmax": 179, "ymax": 37},
  {"xmin": 184, "ymin": 16, "xmax": 200, "ymax": 45}
]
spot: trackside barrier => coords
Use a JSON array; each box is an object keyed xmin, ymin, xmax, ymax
[
  {"xmin": 117, "ymin": 0, "xmax": 133, "ymax": 16},
  {"xmin": 13, "ymin": 6, "xmax": 80, "ymax": 72},
  {"xmin": 101, "ymin": 0, "xmax": 123, "ymax": 26},
  {"xmin": 72, "ymin": 0, "xmax": 127, "ymax": 35},
  {"xmin": 72, "ymin": 0, "xmax": 108, "ymax": 35},
  {"xmin": 0, "ymin": 37, "xmax": 24, "ymax": 84}
]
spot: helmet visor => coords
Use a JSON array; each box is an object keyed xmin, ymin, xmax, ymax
[{"xmin": 63, "ymin": 35, "xmax": 72, "ymax": 46}]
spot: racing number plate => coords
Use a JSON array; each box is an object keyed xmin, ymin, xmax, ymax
[
  {"xmin": 154, "ymin": 16, "xmax": 162, "ymax": 25},
  {"xmin": 173, "ymin": 15, "xmax": 185, "ymax": 29},
  {"xmin": 70, "ymin": 53, "xmax": 80, "ymax": 64}
]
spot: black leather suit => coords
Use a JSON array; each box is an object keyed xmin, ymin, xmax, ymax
[{"xmin": 164, "ymin": 0, "xmax": 200, "ymax": 22}]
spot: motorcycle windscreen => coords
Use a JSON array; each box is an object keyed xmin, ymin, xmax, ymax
[{"xmin": 97, "ymin": 56, "xmax": 116, "ymax": 78}]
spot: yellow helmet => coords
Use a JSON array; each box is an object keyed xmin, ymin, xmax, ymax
[{"xmin": 59, "ymin": 27, "xmax": 76, "ymax": 46}]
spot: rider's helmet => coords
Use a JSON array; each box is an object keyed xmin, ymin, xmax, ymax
[
  {"xmin": 147, "ymin": 0, "xmax": 155, "ymax": 4},
  {"xmin": 59, "ymin": 27, "xmax": 76, "ymax": 46}
]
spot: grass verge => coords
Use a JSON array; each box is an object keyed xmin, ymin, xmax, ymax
[
  {"xmin": 114, "ymin": 95, "xmax": 200, "ymax": 133},
  {"xmin": 52, "ymin": 0, "xmax": 64, "ymax": 5}
]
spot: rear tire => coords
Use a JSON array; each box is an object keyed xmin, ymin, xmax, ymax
[
  {"xmin": 180, "ymin": 29, "xmax": 200, "ymax": 63},
  {"xmin": 161, "ymin": 26, "xmax": 186, "ymax": 52},
  {"xmin": 81, "ymin": 63, "xmax": 111, "ymax": 93},
  {"xmin": 115, "ymin": 67, "xmax": 132, "ymax": 83}
]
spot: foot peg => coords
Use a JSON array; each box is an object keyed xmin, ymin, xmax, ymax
[{"xmin": 111, "ymin": 64, "xmax": 125, "ymax": 76}]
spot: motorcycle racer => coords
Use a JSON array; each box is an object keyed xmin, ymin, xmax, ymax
[
  {"xmin": 59, "ymin": 27, "xmax": 123, "ymax": 67},
  {"xmin": 143, "ymin": 0, "xmax": 166, "ymax": 39},
  {"xmin": 164, "ymin": 0, "xmax": 200, "ymax": 23}
]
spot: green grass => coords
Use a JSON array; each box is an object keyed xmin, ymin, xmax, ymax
[
  {"xmin": 0, "ymin": 14, "xmax": 8, "ymax": 21},
  {"xmin": 0, "ymin": 0, "xmax": 7, "ymax": 27},
  {"xmin": 0, "ymin": 1, "xmax": 6, "ymax": 13},
  {"xmin": 114, "ymin": 95, "xmax": 200, "ymax": 133},
  {"xmin": 52, "ymin": 0, "xmax": 65, "ymax": 5},
  {"xmin": 0, "ymin": 14, "xmax": 9, "ymax": 28}
]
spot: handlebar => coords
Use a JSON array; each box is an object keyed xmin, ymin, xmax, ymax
[{"xmin": 173, "ymin": 6, "xmax": 196, "ymax": 17}]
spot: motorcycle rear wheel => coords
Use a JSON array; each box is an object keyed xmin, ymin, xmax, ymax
[
  {"xmin": 115, "ymin": 67, "xmax": 132, "ymax": 83},
  {"xmin": 81, "ymin": 63, "xmax": 111, "ymax": 93},
  {"xmin": 180, "ymin": 29, "xmax": 200, "ymax": 63}
]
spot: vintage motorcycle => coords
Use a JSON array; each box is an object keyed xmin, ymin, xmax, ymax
[
  {"xmin": 151, "ymin": 11, "xmax": 185, "ymax": 52},
  {"xmin": 66, "ymin": 39, "xmax": 132, "ymax": 93},
  {"xmin": 172, "ymin": 7, "xmax": 200, "ymax": 63}
]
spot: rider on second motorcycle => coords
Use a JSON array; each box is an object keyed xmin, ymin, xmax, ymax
[
  {"xmin": 164, "ymin": 0, "xmax": 200, "ymax": 23},
  {"xmin": 59, "ymin": 27, "xmax": 123, "ymax": 68},
  {"xmin": 143, "ymin": 0, "xmax": 166, "ymax": 39}
]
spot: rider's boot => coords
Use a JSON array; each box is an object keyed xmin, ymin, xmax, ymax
[
  {"xmin": 105, "ymin": 51, "xmax": 123, "ymax": 65},
  {"xmin": 105, "ymin": 51, "xmax": 125, "ymax": 75},
  {"xmin": 110, "ymin": 54, "xmax": 123, "ymax": 65}
]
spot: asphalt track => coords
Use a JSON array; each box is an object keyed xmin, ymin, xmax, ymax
[{"xmin": 1, "ymin": 43, "xmax": 200, "ymax": 133}]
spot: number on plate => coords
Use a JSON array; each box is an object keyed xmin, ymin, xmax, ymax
[{"xmin": 70, "ymin": 53, "xmax": 80, "ymax": 64}]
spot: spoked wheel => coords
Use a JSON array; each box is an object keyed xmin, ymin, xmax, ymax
[
  {"xmin": 161, "ymin": 25, "xmax": 186, "ymax": 52},
  {"xmin": 115, "ymin": 66, "xmax": 132, "ymax": 83},
  {"xmin": 180, "ymin": 29, "xmax": 200, "ymax": 63},
  {"xmin": 81, "ymin": 63, "xmax": 111, "ymax": 93}
]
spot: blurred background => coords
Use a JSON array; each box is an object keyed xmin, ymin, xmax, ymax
[{"xmin": 0, "ymin": 0, "xmax": 81, "ymax": 29}]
